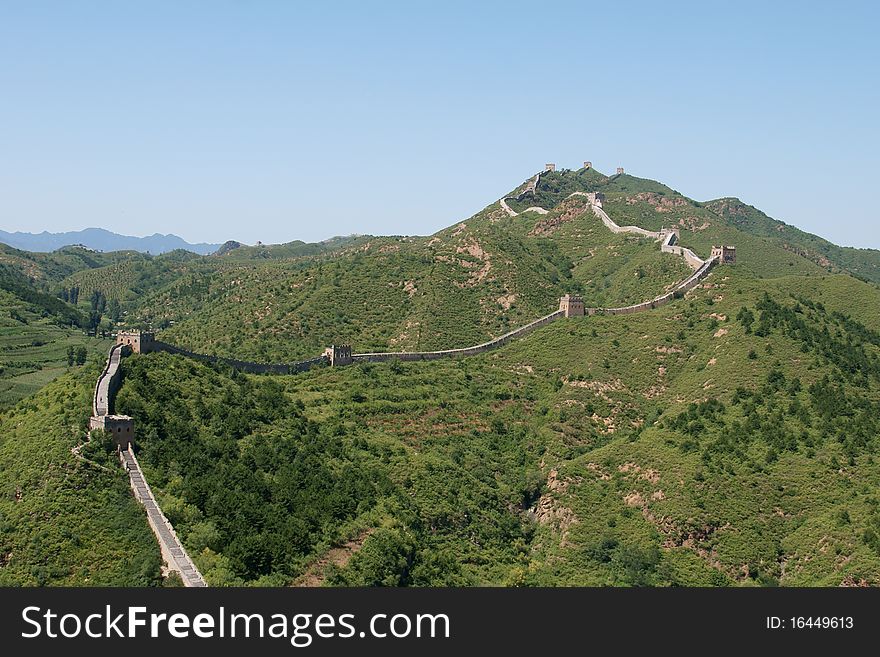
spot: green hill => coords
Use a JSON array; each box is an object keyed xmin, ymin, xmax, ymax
[
  {"xmin": 0, "ymin": 262, "xmax": 111, "ymax": 408},
  {"xmin": 704, "ymin": 197, "xmax": 880, "ymax": 284},
  {"xmin": 102, "ymin": 267, "xmax": 880, "ymax": 586},
  {"xmin": 3, "ymin": 165, "xmax": 879, "ymax": 587},
  {"xmin": 0, "ymin": 364, "xmax": 162, "ymax": 585}
]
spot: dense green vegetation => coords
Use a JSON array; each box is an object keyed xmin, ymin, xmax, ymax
[
  {"xmin": 0, "ymin": 288, "xmax": 110, "ymax": 409},
  {"xmin": 96, "ymin": 263, "xmax": 880, "ymax": 587},
  {"xmin": 114, "ymin": 353, "xmax": 390, "ymax": 585},
  {"xmin": 0, "ymin": 263, "xmax": 86, "ymax": 328},
  {"xmin": 2, "ymin": 166, "xmax": 880, "ymax": 587},
  {"xmin": 0, "ymin": 243, "xmax": 134, "ymax": 287},
  {"xmin": 113, "ymin": 351, "xmax": 545, "ymax": 586},
  {"xmin": 0, "ymin": 365, "xmax": 162, "ymax": 585}
]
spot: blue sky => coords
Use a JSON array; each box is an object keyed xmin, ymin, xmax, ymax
[{"xmin": 1, "ymin": 1, "xmax": 877, "ymax": 248}]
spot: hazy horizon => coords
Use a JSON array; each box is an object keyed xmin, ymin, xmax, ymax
[{"xmin": 1, "ymin": 1, "xmax": 877, "ymax": 249}]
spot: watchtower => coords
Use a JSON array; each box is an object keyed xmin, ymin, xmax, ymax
[
  {"xmin": 545, "ymin": 163, "xmax": 556, "ymax": 172},
  {"xmin": 660, "ymin": 227, "xmax": 680, "ymax": 245},
  {"xmin": 616, "ymin": 167, "xmax": 625, "ymax": 175},
  {"xmin": 324, "ymin": 344, "xmax": 353, "ymax": 366},
  {"xmin": 583, "ymin": 161, "xmax": 592, "ymax": 169},
  {"xmin": 116, "ymin": 329, "xmax": 156, "ymax": 354},
  {"xmin": 711, "ymin": 245, "xmax": 737, "ymax": 264},
  {"xmin": 559, "ymin": 294, "xmax": 585, "ymax": 317},
  {"xmin": 89, "ymin": 414, "xmax": 134, "ymax": 450}
]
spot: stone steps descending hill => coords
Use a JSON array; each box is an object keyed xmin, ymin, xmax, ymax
[
  {"xmin": 120, "ymin": 447, "xmax": 206, "ymax": 587},
  {"xmin": 86, "ymin": 340, "xmax": 207, "ymax": 587}
]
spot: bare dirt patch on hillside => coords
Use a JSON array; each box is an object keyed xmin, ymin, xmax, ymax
[
  {"xmin": 534, "ymin": 469, "xmax": 580, "ymax": 545},
  {"xmin": 625, "ymin": 192, "xmax": 689, "ymax": 213},
  {"xmin": 293, "ymin": 528, "xmax": 375, "ymax": 587}
]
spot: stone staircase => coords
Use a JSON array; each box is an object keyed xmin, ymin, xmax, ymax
[{"xmin": 120, "ymin": 447, "xmax": 206, "ymax": 587}]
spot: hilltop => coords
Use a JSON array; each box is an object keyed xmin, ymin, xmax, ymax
[
  {"xmin": 1, "ymin": 163, "xmax": 879, "ymax": 587},
  {"xmin": 113, "ymin": 166, "xmax": 878, "ymax": 360}
]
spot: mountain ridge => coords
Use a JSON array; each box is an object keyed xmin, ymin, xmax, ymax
[
  {"xmin": 0, "ymin": 227, "xmax": 223, "ymax": 255},
  {"xmin": 2, "ymin": 164, "xmax": 880, "ymax": 587}
]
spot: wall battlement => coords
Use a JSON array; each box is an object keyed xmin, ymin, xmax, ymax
[
  {"xmin": 324, "ymin": 345, "xmax": 353, "ymax": 366},
  {"xmin": 711, "ymin": 245, "xmax": 737, "ymax": 264},
  {"xmin": 559, "ymin": 294, "xmax": 585, "ymax": 317},
  {"xmin": 89, "ymin": 414, "xmax": 134, "ymax": 449},
  {"xmin": 116, "ymin": 329, "xmax": 156, "ymax": 353}
]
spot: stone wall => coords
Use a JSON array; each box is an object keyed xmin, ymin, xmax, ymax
[
  {"xmin": 352, "ymin": 310, "xmax": 564, "ymax": 363},
  {"xmin": 93, "ymin": 343, "xmax": 124, "ymax": 416},
  {"xmin": 588, "ymin": 256, "xmax": 716, "ymax": 316},
  {"xmin": 116, "ymin": 330, "xmax": 156, "ymax": 354},
  {"xmin": 120, "ymin": 447, "xmax": 206, "ymax": 587},
  {"xmin": 660, "ymin": 243, "xmax": 705, "ymax": 269},
  {"xmin": 91, "ymin": 343, "xmax": 207, "ymax": 587},
  {"xmin": 589, "ymin": 203, "xmax": 661, "ymax": 239},
  {"xmin": 500, "ymin": 171, "xmax": 544, "ymax": 217},
  {"xmin": 90, "ymin": 414, "xmax": 134, "ymax": 450},
  {"xmin": 151, "ymin": 340, "xmax": 327, "ymax": 374}
]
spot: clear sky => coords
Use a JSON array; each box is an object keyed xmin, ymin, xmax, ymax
[{"xmin": 1, "ymin": 1, "xmax": 877, "ymax": 248}]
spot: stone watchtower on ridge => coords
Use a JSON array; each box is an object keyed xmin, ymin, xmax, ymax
[
  {"xmin": 711, "ymin": 246, "xmax": 737, "ymax": 264},
  {"xmin": 559, "ymin": 294, "xmax": 585, "ymax": 317},
  {"xmin": 116, "ymin": 329, "xmax": 156, "ymax": 354},
  {"xmin": 616, "ymin": 167, "xmax": 625, "ymax": 175},
  {"xmin": 545, "ymin": 163, "xmax": 556, "ymax": 172},
  {"xmin": 89, "ymin": 414, "xmax": 134, "ymax": 450},
  {"xmin": 324, "ymin": 345, "xmax": 353, "ymax": 366}
]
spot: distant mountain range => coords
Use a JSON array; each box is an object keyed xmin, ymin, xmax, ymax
[{"xmin": 0, "ymin": 228, "xmax": 222, "ymax": 255}]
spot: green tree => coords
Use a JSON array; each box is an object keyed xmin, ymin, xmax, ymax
[
  {"xmin": 66, "ymin": 345, "xmax": 76, "ymax": 367},
  {"xmin": 75, "ymin": 346, "xmax": 88, "ymax": 365}
]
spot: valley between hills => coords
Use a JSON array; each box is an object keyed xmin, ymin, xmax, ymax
[{"xmin": 2, "ymin": 165, "xmax": 879, "ymax": 586}]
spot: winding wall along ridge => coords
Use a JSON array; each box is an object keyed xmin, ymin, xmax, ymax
[
  {"xmin": 352, "ymin": 310, "xmax": 564, "ymax": 362},
  {"xmin": 151, "ymin": 186, "xmax": 719, "ymax": 368},
  {"xmin": 88, "ymin": 183, "xmax": 721, "ymax": 587},
  {"xmin": 93, "ymin": 343, "xmax": 124, "ymax": 416},
  {"xmin": 91, "ymin": 343, "xmax": 207, "ymax": 587}
]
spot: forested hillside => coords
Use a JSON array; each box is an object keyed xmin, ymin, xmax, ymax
[
  {"xmin": 4, "ymin": 165, "xmax": 879, "ymax": 587},
  {"xmin": 0, "ymin": 364, "xmax": 162, "ymax": 585},
  {"xmin": 111, "ymin": 169, "xmax": 878, "ymax": 363},
  {"xmin": 102, "ymin": 265, "xmax": 880, "ymax": 586}
]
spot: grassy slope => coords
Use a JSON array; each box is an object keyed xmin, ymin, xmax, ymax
[
  {"xmin": 4, "ymin": 167, "xmax": 879, "ymax": 587},
  {"xmin": 60, "ymin": 249, "xmax": 203, "ymax": 306},
  {"xmin": 274, "ymin": 266, "xmax": 880, "ymax": 586},
  {"xmin": 0, "ymin": 243, "xmax": 121, "ymax": 286},
  {"xmin": 113, "ymin": 264, "xmax": 880, "ymax": 586},
  {"xmin": 127, "ymin": 185, "xmax": 694, "ymax": 361},
  {"xmin": 705, "ymin": 197, "xmax": 880, "ymax": 284},
  {"xmin": 0, "ymin": 289, "xmax": 111, "ymax": 409},
  {"xmin": 0, "ymin": 363, "xmax": 162, "ymax": 585}
]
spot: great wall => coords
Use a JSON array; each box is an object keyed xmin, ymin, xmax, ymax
[
  {"xmin": 89, "ymin": 341, "xmax": 207, "ymax": 587},
  {"xmin": 86, "ymin": 164, "xmax": 735, "ymax": 587}
]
